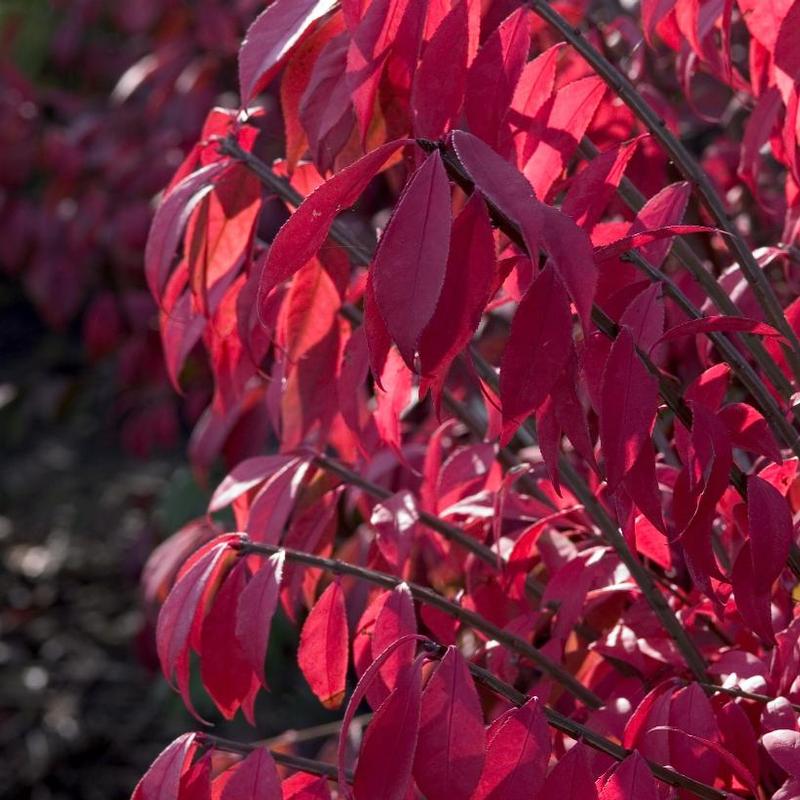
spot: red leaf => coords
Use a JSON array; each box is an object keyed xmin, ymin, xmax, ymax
[
  {"xmin": 522, "ymin": 76, "xmax": 606, "ymax": 200},
  {"xmin": 775, "ymin": 0, "xmax": 800, "ymax": 82},
  {"xmin": 675, "ymin": 404, "xmax": 731, "ymax": 590},
  {"xmin": 145, "ymin": 162, "xmax": 228, "ymax": 300},
  {"xmin": 371, "ymin": 490, "xmax": 419, "ymax": 574},
  {"xmin": 500, "ymin": 43, "xmax": 562, "ymax": 162},
  {"xmin": 738, "ymin": 87, "xmax": 783, "ymax": 205},
  {"xmin": 209, "ymin": 455, "xmax": 298, "ymax": 512},
  {"xmin": 352, "ymin": 657, "xmax": 424, "ymax": 800},
  {"xmin": 732, "ymin": 540, "xmax": 774, "ymax": 642},
  {"xmin": 537, "ymin": 741, "xmax": 597, "ymax": 800},
  {"xmin": 597, "ymin": 751, "xmax": 658, "ymax": 800},
  {"xmin": 748, "ymin": 474, "xmax": 793, "ymax": 595},
  {"xmin": 200, "ymin": 560, "xmax": 258, "ymax": 719},
  {"xmin": 619, "ymin": 283, "xmax": 664, "ymax": 353},
  {"xmin": 131, "ymin": 734, "xmax": 199, "ymax": 800},
  {"xmin": 651, "ymin": 315, "xmax": 783, "ymax": 349},
  {"xmin": 562, "ymin": 138, "xmax": 642, "ymax": 232},
  {"xmin": 185, "ymin": 164, "xmax": 261, "ymax": 315},
  {"xmin": 235, "ymin": 551, "xmax": 286, "ymax": 687},
  {"xmin": 593, "ymin": 224, "xmax": 713, "ymax": 263},
  {"xmin": 372, "ymin": 582, "xmax": 417, "ymax": 705},
  {"xmin": 411, "ymin": 0, "xmax": 469, "ymax": 138},
  {"xmin": 277, "ymin": 259, "xmax": 342, "ymax": 450},
  {"xmin": 244, "ymin": 459, "xmax": 312, "ymax": 544},
  {"xmin": 259, "ymin": 139, "xmax": 412, "ymax": 303},
  {"xmin": 413, "ymin": 646, "xmax": 486, "ymax": 800},
  {"xmin": 650, "ymin": 725, "xmax": 758, "ymax": 795},
  {"xmin": 238, "ymin": 0, "xmax": 337, "ymax": 102},
  {"xmin": 500, "ymin": 265, "xmax": 574, "ymax": 441},
  {"xmin": 298, "ymin": 579, "xmax": 349, "ymax": 709},
  {"xmin": 220, "ymin": 748, "xmax": 282, "ymax": 800},
  {"xmin": 282, "ymin": 772, "xmax": 332, "ymax": 799},
  {"xmin": 451, "ymin": 130, "xmax": 541, "ymax": 256},
  {"xmin": 373, "ymin": 347, "xmax": 414, "ymax": 460},
  {"xmin": 418, "ymin": 193, "xmax": 496, "ymax": 384},
  {"xmin": 464, "ymin": 7, "xmax": 531, "ymax": 148},
  {"xmin": 600, "ymin": 326, "xmax": 658, "ymax": 490},
  {"xmin": 337, "ymin": 634, "xmax": 430, "ymax": 797},
  {"xmin": 473, "ymin": 697, "xmax": 551, "ymax": 799},
  {"xmin": 346, "ymin": 0, "xmax": 412, "ymax": 141},
  {"xmin": 372, "ymin": 150, "xmax": 452, "ymax": 365},
  {"xmin": 298, "ymin": 32, "xmax": 354, "ymax": 172},
  {"xmin": 718, "ymin": 402, "xmax": 782, "ymax": 462},
  {"xmin": 156, "ymin": 541, "xmax": 236, "ymax": 691},
  {"xmin": 626, "ymin": 181, "xmax": 691, "ymax": 268},
  {"xmin": 642, "ymin": 0, "xmax": 677, "ymax": 46},
  {"xmin": 539, "ymin": 204, "xmax": 597, "ymax": 329}
]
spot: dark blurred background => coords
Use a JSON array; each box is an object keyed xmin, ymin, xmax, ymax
[{"xmin": 0, "ymin": 2, "xmax": 334, "ymax": 797}]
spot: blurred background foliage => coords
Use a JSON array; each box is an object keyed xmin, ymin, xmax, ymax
[{"xmin": 0, "ymin": 2, "xmax": 334, "ymax": 797}]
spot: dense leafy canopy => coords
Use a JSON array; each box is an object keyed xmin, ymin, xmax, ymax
[{"xmin": 125, "ymin": 0, "xmax": 800, "ymax": 797}]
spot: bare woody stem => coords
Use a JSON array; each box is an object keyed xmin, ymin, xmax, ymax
[
  {"xmin": 525, "ymin": 0, "xmax": 800, "ymax": 384},
  {"xmin": 202, "ymin": 735, "xmax": 348, "ymax": 781},
  {"xmin": 238, "ymin": 543, "xmax": 726, "ymax": 800},
  {"xmin": 313, "ymin": 454, "xmax": 499, "ymax": 566},
  {"xmin": 241, "ymin": 539, "xmax": 604, "ymax": 708}
]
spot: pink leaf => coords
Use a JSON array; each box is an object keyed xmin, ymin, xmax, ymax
[
  {"xmin": 156, "ymin": 541, "xmax": 236, "ymax": 690},
  {"xmin": 764, "ymin": 729, "xmax": 800, "ymax": 778},
  {"xmin": 473, "ymin": 697, "xmax": 551, "ymax": 799},
  {"xmin": 413, "ymin": 646, "xmax": 486, "ymax": 800},
  {"xmin": 627, "ymin": 182, "xmax": 691, "ymax": 267},
  {"xmin": 235, "ymin": 551, "xmax": 286, "ymax": 687},
  {"xmin": 371, "ymin": 491, "xmax": 418, "ymax": 574},
  {"xmin": 346, "ymin": 0, "xmax": 412, "ymax": 141},
  {"xmin": 372, "ymin": 150, "xmax": 451, "ymax": 365},
  {"xmin": 298, "ymin": 579, "xmax": 349, "ymax": 709},
  {"xmin": 500, "ymin": 43, "xmax": 562, "ymax": 162},
  {"xmin": 238, "ymin": 0, "xmax": 337, "ymax": 102}
]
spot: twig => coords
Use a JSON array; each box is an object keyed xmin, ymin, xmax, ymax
[{"xmin": 240, "ymin": 540, "xmax": 604, "ymax": 708}]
